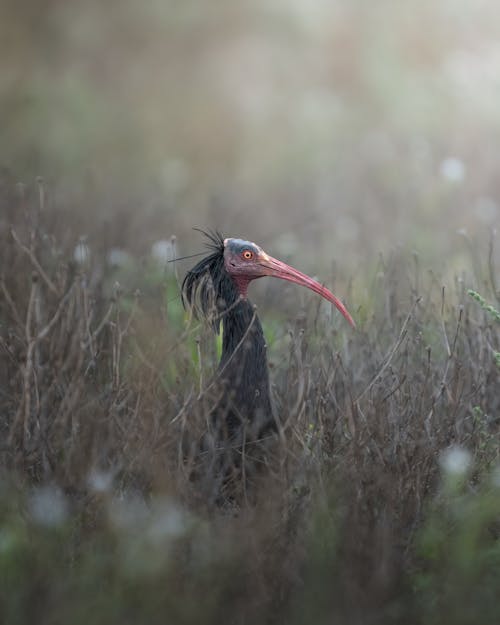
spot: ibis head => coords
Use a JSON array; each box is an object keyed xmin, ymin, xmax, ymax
[{"xmin": 223, "ymin": 237, "xmax": 355, "ymax": 328}]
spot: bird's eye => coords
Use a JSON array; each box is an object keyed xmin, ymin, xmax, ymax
[{"xmin": 242, "ymin": 250, "xmax": 254, "ymax": 260}]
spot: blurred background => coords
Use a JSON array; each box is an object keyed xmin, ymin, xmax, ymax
[
  {"xmin": 2, "ymin": 5, "xmax": 500, "ymax": 623},
  {"xmin": 1, "ymin": 0, "xmax": 500, "ymax": 269}
]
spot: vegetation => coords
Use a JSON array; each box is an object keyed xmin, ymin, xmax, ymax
[
  {"xmin": 2, "ymin": 1, "xmax": 500, "ymax": 623},
  {"xmin": 1, "ymin": 176, "xmax": 499, "ymax": 624}
]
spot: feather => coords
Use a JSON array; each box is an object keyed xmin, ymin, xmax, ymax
[{"xmin": 181, "ymin": 229, "xmax": 238, "ymax": 333}]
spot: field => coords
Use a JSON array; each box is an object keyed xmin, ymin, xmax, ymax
[{"xmin": 2, "ymin": 2, "xmax": 500, "ymax": 624}]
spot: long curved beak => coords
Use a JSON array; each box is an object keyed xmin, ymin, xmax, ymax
[{"xmin": 258, "ymin": 254, "xmax": 356, "ymax": 328}]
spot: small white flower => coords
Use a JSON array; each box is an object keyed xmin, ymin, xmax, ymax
[
  {"xmin": 87, "ymin": 469, "xmax": 114, "ymax": 494},
  {"xmin": 29, "ymin": 485, "xmax": 68, "ymax": 527},
  {"xmin": 440, "ymin": 157, "xmax": 465, "ymax": 183},
  {"xmin": 439, "ymin": 445, "xmax": 472, "ymax": 476},
  {"xmin": 73, "ymin": 241, "xmax": 91, "ymax": 265},
  {"xmin": 151, "ymin": 239, "xmax": 175, "ymax": 266},
  {"xmin": 147, "ymin": 498, "xmax": 187, "ymax": 543}
]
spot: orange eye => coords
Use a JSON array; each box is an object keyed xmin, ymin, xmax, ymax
[{"xmin": 242, "ymin": 250, "xmax": 253, "ymax": 260}]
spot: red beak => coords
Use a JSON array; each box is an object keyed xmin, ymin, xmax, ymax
[{"xmin": 258, "ymin": 255, "xmax": 355, "ymax": 328}]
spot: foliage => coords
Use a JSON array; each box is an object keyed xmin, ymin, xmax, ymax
[
  {"xmin": 2, "ymin": 3, "xmax": 500, "ymax": 622},
  {"xmin": 1, "ymin": 178, "xmax": 499, "ymax": 624},
  {"xmin": 468, "ymin": 290, "xmax": 500, "ymax": 369},
  {"xmin": 468, "ymin": 290, "xmax": 500, "ymax": 324}
]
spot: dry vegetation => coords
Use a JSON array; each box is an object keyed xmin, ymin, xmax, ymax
[
  {"xmin": 1, "ymin": 176, "xmax": 499, "ymax": 624},
  {"xmin": 2, "ymin": 1, "xmax": 500, "ymax": 623}
]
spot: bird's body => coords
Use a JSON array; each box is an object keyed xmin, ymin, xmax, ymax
[
  {"xmin": 217, "ymin": 297, "xmax": 272, "ymax": 437},
  {"xmin": 182, "ymin": 231, "xmax": 354, "ymax": 500}
]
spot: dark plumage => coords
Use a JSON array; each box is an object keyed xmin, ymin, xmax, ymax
[
  {"xmin": 182, "ymin": 230, "xmax": 273, "ymax": 438},
  {"xmin": 182, "ymin": 230, "xmax": 355, "ymax": 500}
]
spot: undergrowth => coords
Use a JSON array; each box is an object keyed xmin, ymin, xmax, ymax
[{"xmin": 1, "ymin": 179, "xmax": 500, "ymax": 624}]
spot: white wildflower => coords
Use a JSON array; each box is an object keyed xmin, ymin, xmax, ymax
[
  {"xmin": 439, "ymin": 445, "xmax": 472, "ymax": 476},
  {"xmin": 29, "ymin": 485, "xmax": 68, "ymax": 527},
  {"xmin": 440, "ymin": 157, "xmax": 465, "ymax": 183},
  {"xmin": 73, "ymin": 241, "xmax": 91, "ymax": 265},
  {"xmin": 151, "ymin": 239, "xmax": 175, "ymax": 266}
]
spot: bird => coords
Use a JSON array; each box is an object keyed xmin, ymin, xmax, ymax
[{"xmin": 182, "ymin": 230, "xmax": 355, "ymax": 500}]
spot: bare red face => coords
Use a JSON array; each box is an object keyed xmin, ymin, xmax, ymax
[{"xmin": 223, "ymin": 238, "xmax": 355, "ymax": 328}]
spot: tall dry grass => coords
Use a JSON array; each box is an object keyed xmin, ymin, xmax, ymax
[{"xmin": 1, "ymin": 176, "xmax": 499, "ymax": 624}]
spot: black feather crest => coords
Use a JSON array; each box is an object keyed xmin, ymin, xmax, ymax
[{"xmin": 182, "ymin": 229, "xmax": 237, "ymax": 333}]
